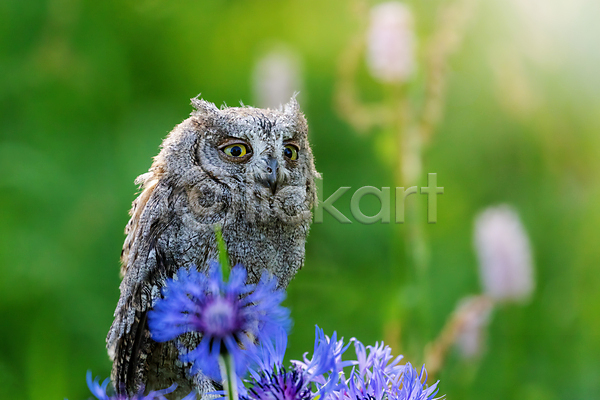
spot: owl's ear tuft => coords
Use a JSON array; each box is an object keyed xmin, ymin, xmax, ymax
[
  {"xmin": 191, "ymin": 95, "xmax": 220, "ymax": 116},
  {"xmin": 283, "ymin": 93, "xmax": 307, "ymax": 134},
  {"xmin": 283, "ymin": 93, "xmax": 301, "ymax": 115}
]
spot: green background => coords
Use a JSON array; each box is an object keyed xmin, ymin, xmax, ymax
[{"xmin": 1, "ymin": 0, "xmax": 600, "ymax": 399}]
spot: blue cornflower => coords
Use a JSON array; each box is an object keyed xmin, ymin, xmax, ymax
[
  {"xmin": 243, "ymin": 328, "xmax": 310, "ymax": 400},
  {"xmin": 243, "ymin": 326, "xmax": 353, "ymax": 400},
  {"xmin": 85, "ymin": 371, "xmax": 195, "ymax": 400},
  {"xmin": 245, "ymin": 365, "xmax": 312, "ymax": 400},
  {"xmin": 331, "ymin": 340, "xmax": 441, "ymax": 400},
  {"xmin": 147, "ymin": 261, "xmax": 290, "ymax": 381},
  {"xmin": 391, "ymin": 363, "xmax": 440, "ymax": 400},
  {"xmin": 293, "ymin": 326, "xmax": 354, "ymax": 396}
]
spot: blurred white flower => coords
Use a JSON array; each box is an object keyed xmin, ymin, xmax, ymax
[
  {"xmin": 252, "ymin": 47, "xmax": 303, "ymax": 109},
  {"xmin": 366, "ymin": 2, "xmax": 416, "ymax": 83},
  {"xmin": 453, "ymin": 296, "xmax": 493, "ymax": 359},
  {"xmin": 474, "ymin": 205, "xmax": 535, "ymax": 303}
]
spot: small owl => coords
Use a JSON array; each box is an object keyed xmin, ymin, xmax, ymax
[{"xmin": 106, "ymin": 96, "xmax": 319, "ymax": 398}]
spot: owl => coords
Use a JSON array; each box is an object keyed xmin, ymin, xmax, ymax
[{"xmin": 106, "ymin": 96, "xmax": 319, "ymax": 399}]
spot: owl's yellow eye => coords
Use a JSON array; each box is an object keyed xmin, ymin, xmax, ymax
[
  {"xmin": 283, "ymin": 144, "xmax": 298, "ymax": 161},
  {"xmin": 222, "ymin": 143, "xmax": 249, "ymax": 158}
]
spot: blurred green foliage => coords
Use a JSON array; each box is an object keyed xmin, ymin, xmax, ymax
[{"xmin": 1, "ymin": 0, "xmax": 600, "ymax": 399}]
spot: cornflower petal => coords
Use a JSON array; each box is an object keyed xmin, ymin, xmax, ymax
[
  {"xmin": 87, "ymin": 371, "xmax": 111, "ymax": 400},
  {"xmin": 291, "ymin": 326, "xmax": 354, "ymax": 399},
  {"xmin": 392, "ymin": 363, "xmax": 440, "ymax": 400},
  {"xmin": 248, "ymin": 327, "xmax": 288, "ymax": 380},
  {"xmin": 84, "ymin": 371, "xmax": 182, "ymax": 400}
]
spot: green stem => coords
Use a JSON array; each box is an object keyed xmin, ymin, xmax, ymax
[
  {"xmin": 218, "ymin": 353, "xmax": 238, "ymax": 400},
  {"xmin": 214, "ymin": 224, "xmax": 230, "ymax": 280}
]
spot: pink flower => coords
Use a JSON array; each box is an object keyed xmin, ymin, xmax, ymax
[
  {"xmin": 366, "ymin": 2, "xmax": 416, "ymax": 83},
  {"xmin": 474, "ymin": 205, "xmax": 535, "ymax": 303},
  {"xmin": 253, "ymin": 48, "xmax": 303, "ymax": 109}
]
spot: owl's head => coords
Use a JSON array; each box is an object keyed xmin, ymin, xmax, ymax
[{"xmin": 146, "ymin": 96, "xmax": 319, "ymax": 227}]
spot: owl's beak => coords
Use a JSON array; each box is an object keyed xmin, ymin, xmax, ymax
[{"xmin": 263, "ymin": 156, "xmax": 279, "ymax": 195}]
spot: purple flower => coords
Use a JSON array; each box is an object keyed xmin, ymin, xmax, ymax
[
  {"xmin": 247, "ymin": 324, "xmax": 289, "ymax": 378},
  {"xmin": 243, "ymin": 326, "xmax": 352, "ymax": 400},
  {"xmin": 148, "ymin": 261, "xmax": 290, "ymax": 381},
  {"xmin": 242, "ymin": 329, "xmax": 301, "ymax": 400},
  {"xmin": 245, "ymin": 365, "xmax": 313, "ymax": 400},
  {"xmin": 331, "ymin": 340, "xmax": 441, "ymax": 400},
  {"xmin": 85, "ymin": 371, "xmax": 195, "ymax": 400},
  {"xmin": 293, "ymin": 326, "xmax": 354, "ymax": 396},
  {"xmin": 391, "ymin": 364, "xmax": 440, "ymax": 400}
]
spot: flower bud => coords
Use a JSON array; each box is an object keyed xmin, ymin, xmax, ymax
[
  {"xmin": 252, "ymin": 47, "xmax": 303, "ymax": 109},
  {"xmin": 474, "ymin": 205, "xmax": 535, "ymax": 303},
  {"xmin": 366, "ymin": 2, "xmax": 416, "ymax": 83}
]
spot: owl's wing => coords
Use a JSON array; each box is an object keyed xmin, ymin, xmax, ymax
[
  {"xmin": 120, "ymin": 171, "xmax": 158, "ymax": 277},
  {"xmin": 106, "ymin": 169, "xmax": 176, "ymax": 393}
]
